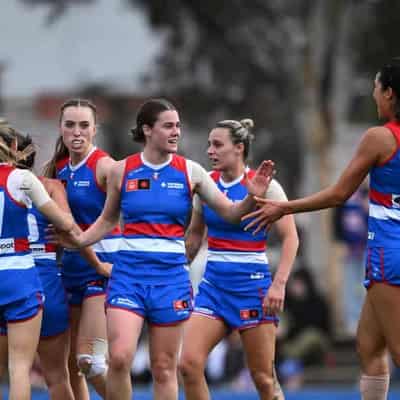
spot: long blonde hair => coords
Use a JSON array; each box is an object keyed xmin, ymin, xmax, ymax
[{"xmin": 0, "ymin": 119, "xmax": 36, "ymax": 166}]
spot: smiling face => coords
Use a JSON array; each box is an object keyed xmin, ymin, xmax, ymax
[
  {"xmin": 59, "ymin": 105, "xmax": 96, "ymax": 159},
  {"xmin": 143, "ymin": 110, "xmax": 181, "ymax": 155},
  {"xmin": 207, "ymin": 127, "xmax": 244, "ymax": 171}
]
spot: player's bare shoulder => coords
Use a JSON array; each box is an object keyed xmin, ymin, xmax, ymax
[
  {"xmin": 362, "ymin": 125, "xmax": 398, "ymax": 162},
  {"xmin": 97, "ymin": 154, "xmax": 115, "ymax": 173},
  {"xmin": 108, "ymin": 159, "xmax": 126, "ymax": 190},
  {"xmin": 364, "ymin": 125, "xmax": 395, "ymax": 144},
  {"xmin": 40, "ymin": 176, "xmax": 65, "ymax": 196}
]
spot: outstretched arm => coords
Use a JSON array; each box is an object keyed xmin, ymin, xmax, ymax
[
  {"xmin": 76, "ymin": 160, "xmax": 123, "ymax": 247},
  {"xmin": 243, "ymin": 127, "xmax": 387, "ymax": 233},
  {"xmin": 195, "ymin": 160, "xmax": 275, "ymax": 223}
]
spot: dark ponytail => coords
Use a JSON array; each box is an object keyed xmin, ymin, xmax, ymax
[
  {"xmin": 130, "ymin": 98, "xmax": 176, "ymax": 143},
  {"xmin": 378, "ymin": 58, "xmax": 400, "ymax": 120}
]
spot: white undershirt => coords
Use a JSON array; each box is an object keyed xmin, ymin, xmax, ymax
[{"xmin": 7, "ymin": 169, "xmax": 51, "ymax": 208}]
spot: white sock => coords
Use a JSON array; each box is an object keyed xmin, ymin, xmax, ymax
[{"xmin": 360, "ymin": 374, "xmax": 390, "ymax": 400}]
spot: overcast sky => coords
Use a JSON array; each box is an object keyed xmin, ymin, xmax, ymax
[{"xmin": 0, "ymin": 0, "xmax": 162, "ymax": 97}]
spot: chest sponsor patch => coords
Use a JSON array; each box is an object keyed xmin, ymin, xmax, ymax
[
  {"xmin": 73, "ymin": 180, "xmax": 90, "ymax": 187},
  {"xmin": 126, "ymin": 178, "xmax": 151, "ymax": 192},
  {"xmin": 161, "ymin": 182, "xmax": 184, "ymax": 190}
]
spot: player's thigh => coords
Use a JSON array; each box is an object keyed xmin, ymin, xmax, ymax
[
  {"xmin": 107, "ymin": 307, "xmax": 144, "ymax": 363},
  {"xmin": 149, "ymin": 323, "xmax": 185, "ymax": 368},
  {"xmin": 38, "ymin": 329, "xmax": 70, "ymax": 372},
  {"xmin": 356, "ymin": 288, "xmax": 388, "ymax": 371},
  {"xmin": 366, "ymin": 283, "xmax": 400, "ymax": 364},
  {"xmin": 181, "ymin": 314, "xmax": 227, "ymax": 366},
  {"xmin": 79, "ymin": 295, "xmax": 107, "ymax": 344},
  {"xmin": 240, "ymin": 323, "xmax": 276, "ymax": 375},
  {"xmin": 68, "ymin": 305, "xmax": 82, "ymax": 353},
  {"xmin": 0, "ymin": 334, "xmax": 7, "ymax": 379},
  {"xmin": 8, "ymin": 310, "xmax": 42, "ymax": 368}
]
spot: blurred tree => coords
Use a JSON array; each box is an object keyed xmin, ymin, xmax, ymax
[
  {"xmin": 349, "ymin": 0, "xmax": 400, "ymax": 122},
  {"xmin": 16, "ymin": 0, "xmax": 359, "ymax": 194}
]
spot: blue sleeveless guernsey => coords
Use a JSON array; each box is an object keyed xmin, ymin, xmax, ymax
[
  {"xmin": 57, "ymin": 148, "xmax": 121, "ymax": 288},
  {"xmin": 202, "ymin": 170, "xmax": 271, "ymax": 292},
  {"xmin": 366, "ymin": 121, "xmax": 400, "ymax": 286},
  {"xmin": 116, "ymin": 152, "xmax": 192, "ymax": 284},
  {"xmin": 0, "ymin": 165, "xmax": 40, "ymax": 304}
]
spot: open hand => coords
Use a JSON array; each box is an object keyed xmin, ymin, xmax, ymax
[
  {"xmin": 263, "ymin": 280, "xmax": 286, "ymax": 316},
  {"xmin": 242, "ymin": 197, "xmax": 286, "ymax": 234},
  {"xmin": 245, "ymin": 160, "xmax": 275, "ymax": 197}
]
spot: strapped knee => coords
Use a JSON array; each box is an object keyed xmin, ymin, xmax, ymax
[{"xmin": 77, "ymin": 338, "xmax": 108, "ymax": 379}]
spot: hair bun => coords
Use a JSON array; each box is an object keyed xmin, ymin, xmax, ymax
[{"xmin": 240, "ymin": 118, "xmax": 254, "ymax": 130}]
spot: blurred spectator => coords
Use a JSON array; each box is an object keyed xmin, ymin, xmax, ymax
[
  {"xmin": 277, "ymin": 267, "xmax": 332, "ymax": 388},
  {"xmin": 333, "ymin": 182, "xmax": 369, "ymax": 335}
]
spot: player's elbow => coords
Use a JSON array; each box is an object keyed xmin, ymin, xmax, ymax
[{"xmin": 331, "ymin": 186, "xmax": 351, "ymax": 207}]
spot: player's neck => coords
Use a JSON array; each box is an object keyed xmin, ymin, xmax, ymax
[
  {"xmin": 142, "ymin": 148, "xmax": 171, "ymax": 166},
  {"xmin": 69, "ymin": 144, "xmax": 94, "ymax": 166},
  {"xmin": 221, "ymin": 164, "xmax": 246, "ymax": 182}
]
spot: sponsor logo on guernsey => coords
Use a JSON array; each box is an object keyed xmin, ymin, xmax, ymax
[
  {"xmin": 73, "ymin": 180, "xmax": 90, "ymax": 187},
  {"xmin": 250, "ymin": 272, "xmax": 265, "ymax": 280},
  {"xmin": 368, "ymin": 231, "xmax": 375, "ymax": 240},
  {"xmin": 0, "ymin": 239, "xmax": 15, "ymax": 254},
  {"xmin": 126, "ymin": 178, "xmax": 151, "ymax": 192},
  {"xmin": 392, "ymin": 194, "xmax": 400, "ymax": 208},
  {"xmin": 110, "ymin": 297, "xmax": 139, "ymax": 308},
  {"xmin": 161, "ymin": 182, "xmax": 184, "ymax": 190},
  {"xmin": 167, "ymin": 182, "xmax": 184, "ymax": 189},
  {"xmin": 240, "ymin": 309, "xmax": 259, "ymax": 320}
]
